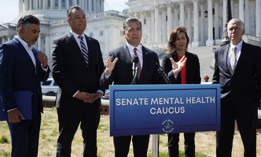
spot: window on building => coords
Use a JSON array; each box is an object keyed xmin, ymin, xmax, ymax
[
  {"xmin": 62, "ymin": 0, "xmax": 66, "ymax": 9},
  {"xmin": 47, "ymin": 0, "xmax": 51, "ymax": 9},
  {"xmin": 69, "ymin": 0, "xmax": 73, "ymax": 6},
  {"xmin": 54, "ymin": 0, "xmax": 58, "ymax": 9},
  {"xmin": 89, "ymin": 32, "xmax": 93, "ymax": 37},
  {"xmin": 144, "ymin": 19, "xmax": 146, "ymax": 25},
  {"xmin": 99, "ymin": 31, "xmax": 103, "ymax": 36}
]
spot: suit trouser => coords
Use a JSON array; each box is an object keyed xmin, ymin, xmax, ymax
[
  {"xmin": 8, "ymin": 113, "xmax": 41, "ymax": 157},
  {"xmin": 56, "ymin": 104, "xmax": 100, "ymax": 157},
  {"xmin": 216, "ymin": 98, "xmax": 257, "ymax": 157},
  {"xmin": 168, "ymin": 132, "xmax": 195, "ymax": 157},
  {"xmin": 113, "ymin": 135, "xmax": 150, "ymax": 157}
]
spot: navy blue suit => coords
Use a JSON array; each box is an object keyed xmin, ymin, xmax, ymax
[
  {"xmin": 52, "ymin": 33, "xmax": 104, "ymax": 157},
  {"xmin": 100, "ymin": 44, "xmax": 165, "ymax": 157},
  {"xmin": 213, "ymin": 42, "xmax": 261, "ymax": 157},
  {"xmin": 0, "ymin": 38, "xmax": 50, "ymax": 157}
]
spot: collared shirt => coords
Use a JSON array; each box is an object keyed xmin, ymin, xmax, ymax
[
  {"xmin": 70, "ymin": 30, "xmax": 89, "ymax": 52},
  {"xmin": 228, "ymin": 40, "xmax": 243, "ymax": 65},
  {"xmin": 15, "ymin": 36, "xmax": 36, "ymax": 67},
  {"xmin": 126, "ymin": 42, "xmax": 143, "ymax": 68}
]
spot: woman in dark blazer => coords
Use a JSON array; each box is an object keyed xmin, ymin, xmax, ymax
[{"xmin": 162, "ymin": 26, "xmax": 201, "ymax": 157}]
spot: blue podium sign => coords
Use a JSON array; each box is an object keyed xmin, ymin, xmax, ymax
[{"xmin": 109, "ymin": 84, "xmax": 220, "ymax": 136}]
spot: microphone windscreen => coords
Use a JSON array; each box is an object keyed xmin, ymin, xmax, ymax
[{"xmin": 131, "ymin": 55, "xmax": 139, "ymax": 63}]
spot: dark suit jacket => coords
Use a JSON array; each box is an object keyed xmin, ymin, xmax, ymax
[
  {"xmin": 212, "ymin": 42, "xmax": 261, "ymax": 111},
  {"xmin": 52, "ymin": 33, "xmax": 104, "ymax": 108},
  {"xmin": 0, "ymin": 38, "xmax": 50, "ymax": 112},
  {"xmin": 161, "ymin": 51, "xmax": 201, "ymax": 85},
  {"xmin": 100, "ymin": 44, "xmax": 165, "ymax": 87}
]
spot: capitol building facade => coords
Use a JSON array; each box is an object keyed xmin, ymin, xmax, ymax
[{"xmin": 0, "ymin": 0, "xmax": 260, "ymax": 80}]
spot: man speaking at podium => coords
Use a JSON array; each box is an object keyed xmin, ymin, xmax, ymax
[{"xmin": 100, "ymin": 17, "xmax": 165, "ymax": 157}]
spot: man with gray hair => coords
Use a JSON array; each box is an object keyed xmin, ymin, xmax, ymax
[{"xmin": 212, "ymin": 18, "xmax": 261, "ymax": 157}]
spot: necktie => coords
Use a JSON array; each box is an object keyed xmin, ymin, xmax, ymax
[
  {"xmin": 134, "ymin": 48, "xmax": 141, "ymax": 79},
  {"xmin": 230, "ymin": 47, "xmax": 237, "ymax": 72},
  {"xmin": 78, "ymin": 36, "xmax": 88, "ymax": 65}
]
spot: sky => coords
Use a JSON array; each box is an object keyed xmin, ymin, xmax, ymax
[{"xmin": 0, "ymin": 0, "xmax": 129, "ymax": 23}]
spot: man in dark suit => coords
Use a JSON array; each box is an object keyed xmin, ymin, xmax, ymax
[
  {"xmin": 51, "ymin": 5, "xmax": 104, "ymax": 157},
  {"xmin": 0, "ymin": 15, "xmax": 50, "ymax": 157},
  {"xmin": 212, "ymin": 18, "xmax": 261, "ymax": 157},
  {"xmin": 100, "ymin": 17, "xmax": 165, "ymax": 157}
]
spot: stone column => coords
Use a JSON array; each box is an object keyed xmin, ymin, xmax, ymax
[
  {"xmin": 179, "ymin": 0, "xmax": 185, "ymax": 26},
  {"xmin": 239, "ymin": 0, "xmax": 244, "ymax": 22},
  {"xmin": 29, "ymin": 0, "xmax": 32, "ymax": 10},
  {"xmin": 19, "ymin": 0, "xmax": 23, "ymax": 13},
  {"xmin": 44, "ymin": 35, "xmax": 50, "ymax": 62},
  {"xmin": 245, "ymin": 0, "xmax": 250, "ymax": 34},
  {"xmin": 93, "ymin": 0, "xmax": 97, "ymax": 12},
  {"xmin": 167, "ymin": 3, "xmax": 172, "ymax": 38},
  {"xmin": 58, "ymin": 0, "xmax": 61, "ymax": 9},
  {"xmin": 214, "ymin": 0, "xmax": 219, "ymax": 40},
  {"xmin": 101, "ymin": 0, "xmax": 104, "ymax": 12},
  {"xmin": 35, "ymin": 0, "xmax": 38, "ymax": 9},
  {"xmin": 89, "ymin": 0, "xmax": 93, "ymax": 12},
  {"xmin": 257, "ymin": 0, "xmax": 261, "ymax": 37},
  {"xmin": 51, "ymin": 0, "xmax": 54, "ymax": 9},
  {"xmin": 206, "ymin": 0, "xmax": 214, "ymax": 46},
  {"xmin": 162, "ymin": 6, "xmax": 167, "ymax": 44},
  {"xmin": 38, "ymin": 34, "xmax": 42, "ymax": 50},
  {"xmin": 155, "ymin": 5, "xmax": 160, "ymax": 44},
  {"xmin": 151, "ymin": 10, "xmax": 155, "ymax": 44},
  {"xmin": 200, "ymin": 3, "xmax": 204, "ymax": 45},
  {"xmin": 186, "ymin": 3, "xmax": 192, "ymax": 43},
  {"xmin": 223, "ymin": 0, "xmax": 227, "ymax": 34},
  {"xmin": 192, "ymin": 0, "xmax": 199, "ymax": 47},
  {"xmin": 174, "ymin": 6, "xmax": 179, "ymax": 28},
  {"xmin": 66, "ymin": 0, "xmax": 69, "ymax": 8},
  {"xmin": 43, "ymin": 0, "xmax": 47, "ymax": 9}
]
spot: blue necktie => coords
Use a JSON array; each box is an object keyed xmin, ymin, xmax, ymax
[{"xmin": 78, "ymin": 36, "xmax": 88, "ymax": 65}]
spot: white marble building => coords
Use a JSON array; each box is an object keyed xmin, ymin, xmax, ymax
[
  {"xmin": 127, "ymin": 0, "xmax": 261, "ymax": 49},
  {"xmin": 0, "ymin": 0, "xmax": 260, "ymax": 80},
  {"xmin": 0, "ymin": 0, "xmax": 127, "ymax": 63}
]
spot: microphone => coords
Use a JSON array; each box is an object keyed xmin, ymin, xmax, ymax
[
  {"xmin": 155, "ymin": 62, "xmax": 171, "ymax": 84},
  {"xmin": 132, "ymin": 54, "xmax": 139, "ymax": 77}
]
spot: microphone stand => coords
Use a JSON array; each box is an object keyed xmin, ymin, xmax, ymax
[
  {"xmin": 131, "ymin": 67, "xmax": 138, "ymax": 84},
  {"xmin": 155, "ymin": 62, "xmax": 171, "ymax": 84}
]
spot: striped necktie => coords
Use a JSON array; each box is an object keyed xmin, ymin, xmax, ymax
[{"xmin": 78, "ymin": 36, "xmax": 88, "ymax": 65}]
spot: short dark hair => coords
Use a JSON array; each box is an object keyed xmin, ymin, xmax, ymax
[
  {"xmin": 67, "ymin": 5, "xmax": 84, "ymax": 18},
  {"xmin": 16, "ymin": 15, "xmax": 40, "ymax": 30},
  {"xmin": 123, "ymin": 17, "xmax": 142, "ymax": 30}
]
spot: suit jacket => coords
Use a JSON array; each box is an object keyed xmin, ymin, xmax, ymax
[
  {"xmin": 52, "ymin": 33, "xmax": 104, "ymax": 108},
  {"xmin": 161, "ymin": 51, "xmax": 201, "ymax": 85},
  {"xmin": 212, "ymin": 42, "xmax": 261, "ymax": 111},
  {"xmin": 100, "ymin": 44, "xmax": 165, "ymax": 88},
  {"xmin": 0, "ymin": 38, "xmax": 50, "ymax": 112}
]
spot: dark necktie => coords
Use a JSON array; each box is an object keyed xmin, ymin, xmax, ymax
[
  {"xmin": 78, "ymin": 36, "xmax": 89, "ymax": 65},
  {"xmin": 134, "ymin": 48, "xmax": 141, "ymax": 79}
]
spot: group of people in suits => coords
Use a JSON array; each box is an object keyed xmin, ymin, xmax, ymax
[{"xmin": 0, "ymin": 4, "xmax": 260, "ymax": 157}]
